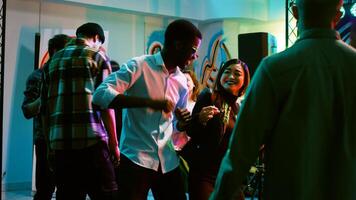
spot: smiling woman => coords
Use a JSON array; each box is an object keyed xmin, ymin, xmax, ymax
[
  {"xmin": 182, "ymin": 58, "xmax": 250, "ymax": 200},
  {"xmin": 218, "ymin": 59, "xmax": 248, "ymax": 97}
]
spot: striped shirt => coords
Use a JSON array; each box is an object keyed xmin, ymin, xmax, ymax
[{"xmin": 42, "ymin": 38, "xmax": 111, "ymax": 150}]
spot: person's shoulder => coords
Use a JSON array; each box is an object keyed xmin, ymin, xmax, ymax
[
  {"xmin": 336, "ymin": 40, "xmax": 356, "ymax": 58},
  {"xmin": 119, "ymin": 55, "xmax": 147, "ymax": 71},
  {"xmin": 258, "ymin": 45, "xmax": 302, "ymax": 75},
  {"xmin": 197, "ymin": 87, "xmax": 212, "ymax": 99},
  {"xmin": 97, "ymin": 50, "xmax": 108, "ymax": 60},
  {"xmin": 128, "ymin": 54, "xmax": 148, "ymax": 65},
  {"xmin": 201, "ymin": 87, "xmax": 212, "ymax": 94},
  {"xmin": 142, "ymin": 53, "xmax": 161, "ymax": 66},
  {"xmin": 263, "ymin": 47, "xmax": 291, "ymax": 65},
  {"xmin": 27, "ymin": 68, "xmax": 42, "ymax": 80}
]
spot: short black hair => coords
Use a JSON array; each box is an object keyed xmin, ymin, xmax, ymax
[
  {"xmin": 48, "ymin": 34, "xmax": 70, "ymax": 57},
  {"xmin": 76, "ymin": 22, "xmax": 105, "ymax": 43},
  {"xmin": 296, "ymin": 0, "xmax": 342, "ymax": 23},
  {"xmin": 164, "ymin": 19, "xmax": 202, "ymax": 48},
  {"xmin": 110, "ymin": 60, "xmax": 120, "ymax": 72}
]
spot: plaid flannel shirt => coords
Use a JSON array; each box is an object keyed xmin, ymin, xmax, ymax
[{"xmin": 42, "ymin": 38, "xmax": 111, "ymax": 150}]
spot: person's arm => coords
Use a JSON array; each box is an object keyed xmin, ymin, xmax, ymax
[
  {"xmin": 22, "ymin": 97, "xmax": 41, "ymax": 119},
  {"xmin": 40, "ymin": 65, "xmax": 53, "ymax": 164},
  {"xmin": 93, "ymin": 59, "xmax": 174, "ymax": 112},
  {"xmin": 94, "ymin": 56, "xmax": 121, "ymax": 163},
  {"xmin": 172, "ymin": 83, "xmax": 190, "ymax": 132},
  {"xmin": 210, "ymin": 60, "xmax": 278, "ymax": 200},
  {"xmin": 186, "ymin": 88, "xmax": 213, "ymax": 138},
  {"xmin": 108, "ymin": 94, "xmax": 173, "ymax": 112},
  {"xmin": 22, "ymin": 70, "xmax": 42, "ymax": 119},
  {"xmin": 101, "ymin": 108, "xmax": 120, "ymax": 163}
]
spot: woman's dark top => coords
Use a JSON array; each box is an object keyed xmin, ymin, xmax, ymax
[{"xmin": 186, "ymin": 88, "xmax": 239, "ymax": 176}]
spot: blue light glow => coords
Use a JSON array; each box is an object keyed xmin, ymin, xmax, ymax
[
  {"xmin": 351, "ymin": 3, "xmax": 356, "ymax": 17},
  {"xmin": 340, "ymin": 6, "xmax": 345, "ymax": 18}
]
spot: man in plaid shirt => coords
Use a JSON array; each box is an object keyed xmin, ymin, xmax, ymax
[{"xmin": 41, "ymin": 22, "xmax": 119, "ymax": 200}]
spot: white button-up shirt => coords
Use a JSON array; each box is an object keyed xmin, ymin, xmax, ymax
[{"xmin": 93, "ymin": 52, "xmax": 188, "ymax": 173}]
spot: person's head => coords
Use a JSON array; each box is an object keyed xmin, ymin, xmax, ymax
[
  {"xmin": 215, "ymin": 59, "xmax": 250, "ymax": 97},
  {"xmin": 163, "ymin": 19, "xmax": 202, "ymax": 70},
  {"xmin": 292, "ymin": 0, "xmax": 343, "ymax": 30},
  {"xmin": 110, "ymin": 60, "xmax": 120, "ymax": 72},
  {"xmin": 76, "ymin": 22, "xmax": 105, "ymax": 49},
  {"xmin": 48, "ymin": 34, "xmax": 70, "ymax": 57},
  {"xmin": 182, "ymin": 70, "xmax": 200, "ymax": 102}
]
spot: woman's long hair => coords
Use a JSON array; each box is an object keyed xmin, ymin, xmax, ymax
[{"xmin": 182, "ymin": 69, "xmax": 201, "ymax": 102}]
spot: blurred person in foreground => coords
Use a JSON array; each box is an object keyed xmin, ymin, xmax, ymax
[{"xmin": 210, "ymin": 0, "xmax": 356, "ymax": 199}]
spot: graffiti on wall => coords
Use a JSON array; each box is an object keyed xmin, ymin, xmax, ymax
[
  {"xmin": 336, "ymin": 2, "xmax": 356, "ymax": 45},
  {"xmin": 146, "ymin": 29, "xmax": 232, "ymax": 89},
  {"xmin": 198, "ymin": 31, "xmax": 231, "ymax": 89},
  {"xmin": 146, "ymin": 30, "xmax": 164, "ymax": 55}
]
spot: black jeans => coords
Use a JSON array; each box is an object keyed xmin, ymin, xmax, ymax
[
  {"xmin": 188, "ymin": 168, "xmax": 216, "ymax": 200},
  {"xmin": 34, "ymin": 137, "xmax": 55, "ymax": 200},
  {"xmin": 189, "ymin": 167, "xmax": 244, "ymax": 200},
  {"xmin": 54, "ymin": 141, "xmax": 118, "ymax": 200},
  {"xmin": 117, "ymin": 155, "xmax": 186, "ymax": 200}
]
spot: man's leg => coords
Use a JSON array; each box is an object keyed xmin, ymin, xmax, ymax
[
  {"xmin": 86, "ymin": 142, "xmax": 118, "ymax": 200},
  {"xmin": 151, "ymin": 166, "xmax": 187, "ymax": 200},
  {"xmin": 54, "ymin": 149, "xmax": 86, "ymax": 200},
  {"xmin": 33, "ymin": 138, "xmax": 55, "ymax": 200},
  {"xmin": 117, "ymin": 155, "xmax": 154, "ymax": 200},
  {"xmin": 188, "ymin": 169, "xmax": 215, "ymax": 200}
]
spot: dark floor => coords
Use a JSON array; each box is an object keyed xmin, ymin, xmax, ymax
[
  {"xmin": 1, "ymin": 189, "xmax": 155, "ymax": 200},
  {"xmin": 2, "ymin": 190, "xmax": 258, "ymax": 199}
]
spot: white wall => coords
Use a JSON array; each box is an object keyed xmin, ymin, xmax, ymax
[
  {"xmin": 3, "ymin": 0, "xmax": 286, "ymax": 188},
  {"xmin": 3, "ymin": 0, "xmax": 172, "ymax": 188},
  {"xmin": 59, "ymin": 0, "xmax": 205, "ymax": 20},
  {"xmin": 59, "ymin": 0, "xmax": 279, "ymax": 21},
  {"xmin": 4, "ymin": 0, "xmax": 40, "ymax": 189},
  {"xmin": 204, "ymin": 0, "xmax": 269, "ymax": 21},
  {"xmin": 39, "ymin": 2, "xmax": 151, "ymax": 63}
]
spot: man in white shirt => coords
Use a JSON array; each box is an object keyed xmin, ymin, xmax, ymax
[
  {"xmin": 210, "ymin": 0, "xmax": 356, "ymax": 199},
  {"xmin": 93, "ymin": 19, "xmax": 202, "ymax": 200}
]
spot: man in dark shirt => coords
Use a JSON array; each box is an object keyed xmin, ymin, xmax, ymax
[{"xmin": 22, "ymin": 34, "xmax": 69, "ymax": 200}]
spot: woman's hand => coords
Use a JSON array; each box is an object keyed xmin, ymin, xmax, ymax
[
  {"xmin": 175, "ymin": 108, "xmax": 192, "ymax": 131},
  {"xmin": 198, "ymin": 106, "xmax": 220, "ymax": 126}
]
